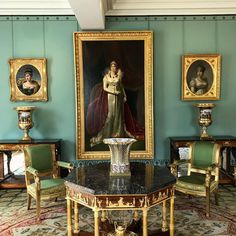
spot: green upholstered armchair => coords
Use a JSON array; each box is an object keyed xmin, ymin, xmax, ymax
[
  {"xmin": 170, "ymin": 141, "xmax": 221, "ymax": 217},
  {"xmin": 23, "ymin": 144, "xmax": 73, "ymax": 221}
]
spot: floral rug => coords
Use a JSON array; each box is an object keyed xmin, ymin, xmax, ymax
[{"xmin": 0, "ymin": 185, "xmax": 235, "ymax": 236}]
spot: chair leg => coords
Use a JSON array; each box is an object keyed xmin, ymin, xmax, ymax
[
  {"xmin": 27, "ymin": 194, "xmax": 32, "ymax": 210},
  {"xmin": 206, "ymin": 190, "xmax": 210, "ymax": 218},
  {"xmin": 36, "ymin": 194, "xmax": 41, "ymax": 221},
  {"xmin": 214, "ymin": 189, "xmax": 219, "ymax": 206}
]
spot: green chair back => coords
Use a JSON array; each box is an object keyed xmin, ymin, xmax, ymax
[
  {"xmin": 191, "ymin": 141, "xmax": 216, "ymax": 168},
  {"xmin": 25, "ymin": 144, "xmax": 53, "ymax": 173}
]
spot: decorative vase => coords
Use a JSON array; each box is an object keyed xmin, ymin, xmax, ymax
[
  {"xmin": 103, "ymin": 138, "xmax": 136, "ymax": 176},
  {"xmin": 14, "ymin": 106, "xmax": 36, "ymax": 141},
  {"xmin": 194, "ymin": 103, "xmax": 215, "ymax": 139}
]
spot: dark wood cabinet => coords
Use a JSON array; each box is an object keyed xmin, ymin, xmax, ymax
[
  {"xmin": 0, "ymin": 139, "xmax": 61, "ymax": 188},
  {"xmin": 169, "ymin": 136, "xmax": 236, "ymax": 185}
]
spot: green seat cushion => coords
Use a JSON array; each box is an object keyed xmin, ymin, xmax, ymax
[
  {"xmin": 176, "ymin": 173, "xmax": 216, "ymax": 192},
  {"xmin": 28, "ymin": 178, "xmax": 65, "ymax": 195}
]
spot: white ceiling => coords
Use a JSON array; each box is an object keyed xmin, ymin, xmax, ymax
[{"xmin": 1, "ymin": 0, "xmax": 236, "ymax": 29}]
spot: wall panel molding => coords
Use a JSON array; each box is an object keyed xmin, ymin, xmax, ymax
[{"xmin": 106, "ymin": 15, "xmax": 236, "ymax": 22}]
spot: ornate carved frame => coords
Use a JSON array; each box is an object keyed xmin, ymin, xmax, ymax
[
  {"xmin": 9, "ymin": 58, "xmax": 48, "ymax": 101},
  {"xmin": 182, "ymin": 54, "xmax": 221, "ymax": 100},
  {"xmin": 74, "ymin": 31, "xmax": 153, "ymax": 160}
]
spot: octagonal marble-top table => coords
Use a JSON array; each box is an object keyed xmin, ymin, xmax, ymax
[{"xmin": 65, "ymin": 162, "xmax": 176, "ymax": 236}]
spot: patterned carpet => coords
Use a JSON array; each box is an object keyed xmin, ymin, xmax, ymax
[{"xmin": 0, "ymin": 185, "xmax": 236, "ymax": 236}]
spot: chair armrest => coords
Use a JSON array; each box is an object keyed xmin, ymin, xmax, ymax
[
  {"xmin": 171, "ymin": 159, "xmax": 189, "ymax": 167},
  {"xmin": 57, "ymin": 161, "xmax": 74, "ymax": 170},
  {"xmin": 26, "ymin": 166, "xmax": 38, "ymax": 177},
  {"xmin": 26, "ymin": 166, "xmax": 40, "ymax": 187},
  {"xmin": 205, "ymin": 163, "xmax": 219, "ymax": 187},
  {"xmin": 207, "ymin": 163, "xmax": 219, "ymax": 171},
  {"xmin": 170, "ymin": 159, "xmax": 189, "ymax": 176}
]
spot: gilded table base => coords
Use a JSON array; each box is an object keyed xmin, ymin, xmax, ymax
[{"xmin": 66, "ymin": 189, "xmax": 175, "ymax": 236}]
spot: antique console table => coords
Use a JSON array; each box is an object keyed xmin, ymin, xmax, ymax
[
  {"xmin": 169, "ymin": 136, "xmax": 236, "ymax": 185},
  {"xmin": 0, "ymin": 139, "xmax": 61, "ymax": 188},
  {"xmin": 65, "ymin": 162, "xmax": 176, "ymax": 236}
]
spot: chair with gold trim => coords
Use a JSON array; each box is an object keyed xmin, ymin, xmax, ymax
[
  {"xmin": 170, "ymin": 141, "xmax": 221, "ymax": 217},
  {"xmin": 23, "ymin": 144, "xmax": 73, "ymax": 220}
]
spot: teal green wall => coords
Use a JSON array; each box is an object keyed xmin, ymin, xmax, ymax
[{"xmin": 0, "ymin": 15, "xmax": 236, "ymax": 164}]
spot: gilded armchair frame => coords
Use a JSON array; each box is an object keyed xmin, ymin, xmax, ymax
[
  {"xmin": 23, "ymin": 144, "xmax": 73, "ymax": 220},
  {"xmin": 170, "ymin": 141, "xmax": 221, "ymax": 217}
]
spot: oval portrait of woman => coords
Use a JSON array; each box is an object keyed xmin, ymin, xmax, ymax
[
  {"xmin": 16, "ymin": 64, "xmax": 41, "ymax": 96},
  {"xmin": 187, "ymin": 60, "xmax": 213, "ymax": 95}
]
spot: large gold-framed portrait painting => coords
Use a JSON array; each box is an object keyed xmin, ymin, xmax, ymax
[
  {"xmin": 9, "ymin": 58, "xmax": 48, "ymax": 101},
  {"xmin": 74, "ymin": 31, "xmax": 153, "ymax": 160}
]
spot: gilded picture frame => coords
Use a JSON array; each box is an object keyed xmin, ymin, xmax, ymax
[
  {"xmin": 74, "ymin": 31, "xmax": 153, "ymax": 160},
  {"xmin": 9, "ymin": 58, "xmax": 48, "ymax": 101},
  {"xmin": 182, "ymin": 54, "xmax": 221, "ymax": 100}
]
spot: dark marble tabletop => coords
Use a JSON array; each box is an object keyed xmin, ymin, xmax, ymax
[
  {"xmin": 65, "ymin": 162, "xmax": 176, "ymax": 195},
  {"xmin": 0, "ymin": 139, "xmax": 61, "ymax": 144}
]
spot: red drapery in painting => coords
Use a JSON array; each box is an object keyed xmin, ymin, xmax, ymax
[{"xmin": 86, "ymin": 85, "xmax": 144, "ymax": 140}]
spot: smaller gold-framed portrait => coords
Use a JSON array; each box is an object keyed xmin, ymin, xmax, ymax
[
  {"xmin": 9, "ymin": 58, "xmax": 48, "ymax": 101},
  {"xmin": 182, "ymin": 54, "xmax": 221, "ymax": 100}
]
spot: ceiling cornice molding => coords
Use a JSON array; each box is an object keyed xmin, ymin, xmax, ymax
[
  {"xmin": 3, "ymin": 0, "xmax": 236, "ymax": 16},
  {"xmin": 0, "ymin": 0, "xmax": 73, "ymax": 15},
  {"xmin": 106, "ymin": 9, "xmax": 236, "ymax": 16},
  {"xmin": 1, "ymin": 0, "xmax": 236, "ymax": 29},
  {"xmin": 106, "ymin": 0, "xmax": 236, "ymax": 15}
]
